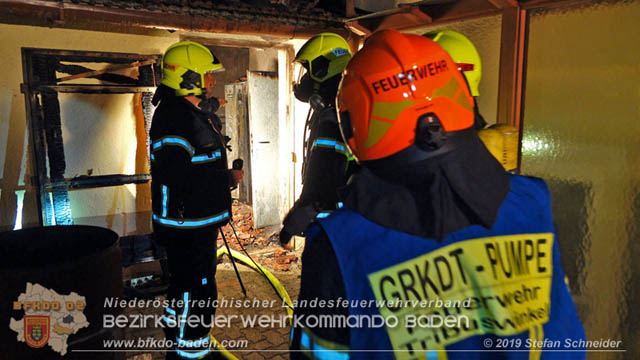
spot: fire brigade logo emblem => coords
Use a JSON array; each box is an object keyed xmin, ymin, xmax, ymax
[
  {"xmin": 24, "ymin": 315, "xmax": 50, "ymax": 348},
  {"xmin": 10, "ymin": 283, "xmax": 89, "ymax": 355}
]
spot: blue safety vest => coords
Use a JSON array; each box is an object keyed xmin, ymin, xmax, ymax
[{"xmin": 311, "ymin": 174, "xmax": 586, "ymax": 360}]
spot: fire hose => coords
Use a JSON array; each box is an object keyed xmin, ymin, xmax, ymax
[{"xmin": 210, "ymin": 220, "xmax": 295, "ymax": 359}]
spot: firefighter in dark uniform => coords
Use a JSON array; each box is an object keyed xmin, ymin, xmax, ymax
[
  {"xmin": 279, "ymin": 33, "xmax": 355, "ymax": 245},
  {"xmin": 150, "ymin": 41, "xmax": 242, "ymax": 360},
  {"xmin": 290, "ymin": 30, "xmax": 586, "ymax": 359}
]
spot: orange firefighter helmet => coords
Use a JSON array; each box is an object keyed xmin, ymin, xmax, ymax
[{"xmin": 337, "ymin": 30, "xmax": 475, "ymax": 162}]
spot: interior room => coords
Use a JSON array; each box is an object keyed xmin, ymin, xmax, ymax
[{"xmin": 0, "ymin": 0, "xmax": 638, "ymax": 359}]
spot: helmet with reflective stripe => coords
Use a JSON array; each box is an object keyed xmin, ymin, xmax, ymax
[
  {"xmin": 295, "ymin": 33, "xmax": 352, "ymax": 83},
  {"xmin": 424, "ymin": 29, "xmax": 482, "ymax": 97},
  {"xmin": 337, "ymin": 30, "xmax": 474, "ymax": 162},
  {"xmin": 161, "ymin": 41, "xmax": 224, "ymax": 97}
]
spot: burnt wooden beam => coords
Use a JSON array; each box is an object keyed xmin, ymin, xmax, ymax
[
  {"xmin": 347, "ymin": 6, "xmax": 417, "ymax": 22},
  {"xmin": 21, "ymin": 49, "xmax": 47, "ymax": 225},
  {"xmin": 36, "ymin": 85, "xmax": 156, "ymax": 94},
  {"xmin": 56, "ymin": 59, "xmax": 157, "ymax": 82},
  {"xmin": 20, "ymin": 48, "xmax": 160, "ymax": 63},
  {"xmin": 56, "ymin": 64, "xmax": 139, "ymax": 85},
  {"xmin": 45, "ymin": 174, "xmax": 151, "ymax": 190},
  {"xmin": 486, "ymin": 0, "xmax": 519, "ymax": 9},
  {"xmin": 0, "ymin": 0, "xmax": 340, "ymax": 38}
]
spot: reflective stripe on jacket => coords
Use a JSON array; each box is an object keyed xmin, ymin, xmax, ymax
[{"xmin": 150, "ymin": 95, "xmax": 231, "ymax": 229}]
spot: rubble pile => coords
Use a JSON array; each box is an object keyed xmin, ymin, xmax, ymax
[{"xmin": 216, "ymin": 201, "xmax": 300, "ymax": 272}]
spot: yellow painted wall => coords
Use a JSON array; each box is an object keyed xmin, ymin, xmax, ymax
[
  {"xmin": 521, "ymin": 1, "xmax": 640, "ymax": 358},
  {"xmin": 0, "ymin": 23, "xmax": 179, "ymax": 234}
]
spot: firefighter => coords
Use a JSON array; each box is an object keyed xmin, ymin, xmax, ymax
[
  {"xmin": 279, "ymin": 33, "xmax": 355, "ymax": 246},
  {"xmin": 425, "ymin": 29, "xmax": 486, "ymax": 129},
  {"xmin": 150, "ymin": 40, "xmax": 242, "ymax": 360},
  {"xmin": 426, "ymin": 29, "xmax": 520, "ymax": 171},
  {"xmin": 290, "ymin": 30, "xmax": 585, "ymax": 359}
]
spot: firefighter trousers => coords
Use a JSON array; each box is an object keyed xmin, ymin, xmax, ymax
[{"xmin": 155, "ymin": 225, "xmax": 219, "ymax": 359}]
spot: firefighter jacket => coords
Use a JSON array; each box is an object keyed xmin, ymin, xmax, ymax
[
  {"xmin": 281, "ymin": 105, "xmax": 355, "ymax": 235},
  {"xmin": 290, "ymin": 132, "xmax": 586, "ymax": 360},
  {"xmin": 150, "ymin": 94, "xmax": 231, "ymax": 229}
]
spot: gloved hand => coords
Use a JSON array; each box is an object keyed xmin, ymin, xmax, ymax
[
  {"xmin": 279, "ymin": 204, "xmax": 319, "ymax": 247},
  {"xmin": 279, "ymin": 228, "xmax": 294, "ymax": 250}
]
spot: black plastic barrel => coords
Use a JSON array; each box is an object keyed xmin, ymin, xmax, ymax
[{"xmin": 0, "ymin": 225, "xmax": 124, "ymax": 360}]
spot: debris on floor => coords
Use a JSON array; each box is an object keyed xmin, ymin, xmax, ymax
[
  {"xmin": 124, "ymin": 201, "xmax": 302, "ymax": 360},
  {"xmin": 217, "ymin": 201, "xmax": 301, "ymax": 273}
]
